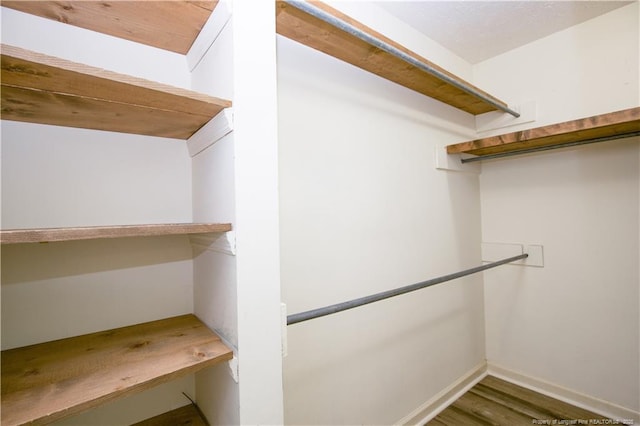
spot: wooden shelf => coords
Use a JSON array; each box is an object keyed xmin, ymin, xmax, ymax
[
  {"xmin": 0, "ymin": 223, "xmax": 232, "ymax": 245},
  {"xmin": 1, "ymin": 1, "xmax": 218, "ymax": 55},
  {"xmin": 1, "ymin": 44, "xmax": 231, "ymax": 139},
  {"xmin": 276, "ymin": 1, "xmax": 508, "ymax": 116},
  {"xmin": 1, "ymin": 314, "xmax": 233, "ymax": 426},
  {"xmin": 447, "ymin": 107, "xmax": 640, "ymax": 157},
  {"xmin": 131, "ymin": 404, "xmax": 207, "ymax": 426}
]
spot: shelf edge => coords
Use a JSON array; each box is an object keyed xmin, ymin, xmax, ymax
[
  {"xmin": 447, "ymin": 107, "xmax": 640, "ymax": 156},
  {"xmin": 0, "ymin": 223, "xmax": 233, "ymax": 244},
  {"xmin": 0, "ymin": 314, "xmax": 233, "ymax": 426}
]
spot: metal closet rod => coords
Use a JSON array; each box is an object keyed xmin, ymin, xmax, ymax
[
  {"xmin": 460, "ymin": 131, "xmax": 640, "ymax": 163},
  {"xmin": 284, "ymin": 1, "xmax": 521, "ymax": 118},
  {"xmin": 287, "ymin": 253, "xmax": 528, "ymax": 325}
]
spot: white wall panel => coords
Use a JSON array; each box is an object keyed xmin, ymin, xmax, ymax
[
  {"xmin": 477, "ymin": 2, "xmax": 639, "ymax": 417},
  {"xmin": 277, "ymin": 25, "xmax": 483, "ymax": 423},
  {"xmin": 473, "ymin": 3, "xmax": 639, "ymax": 135},
  {"xmin": 1, "ymin": 122, "xmax": 192, "ymax": 228}
]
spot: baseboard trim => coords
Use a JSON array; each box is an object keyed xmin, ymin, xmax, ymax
[
  {"xmin": 487, "ymin": 363, "xmax": 640, "ymax": 423},
  {"xmin": 396, "ymin": 361, "xmax": 488, "ymax": 425}
]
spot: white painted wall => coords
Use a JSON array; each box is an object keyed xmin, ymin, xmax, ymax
[
  {"xmin": 191, "ymin": 133, "xmax": 237, "ymax": 350},
  {"xmin": 191, "ymin": 14, "xmax": 240, "ymax": 424},
  {"xmin": 193, "ymin": 1, "xmax": 285, "ymax": 423},
  {"xmin": 473, "ymin": 3, "xmax": 639, "ymax": 133},
  {"xmin": 477, "ymin": 2, "xmax": 639, "ymax": 419},
  {"xmin": 1, "ymin": 235, "xmax": 193, "ymax": 349},
  {"xmin": 192, "ymin": 133, "xmax": 240, "ymax": 425},
  {"xmin": 1, "ymin": 122, "xmax": 192, "ymax": 229},
  {"xmin": 277, "ymin": 4, "xmax": 486, "ymax": 421},
  {"xmin": 232, "ymin": 1, "xmax": 285, "ymax": 423}
]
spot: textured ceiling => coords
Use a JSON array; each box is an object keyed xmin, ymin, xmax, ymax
[{"xmin": 374, "ymin": 1, "xmax": 633, "ymax": 63}]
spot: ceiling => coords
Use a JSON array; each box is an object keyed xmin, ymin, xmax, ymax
[{"xmin": 374, "ymin": 1, "xmax": 633, "ymax": 63}]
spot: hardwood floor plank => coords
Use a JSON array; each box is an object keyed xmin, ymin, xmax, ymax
[
  {"xmin": 425, "ymin": 375, "xmax": 610, "ymax": 426},
  {"xmin": 480, "ymin": 376, "xmax": 606, "ymax": 421},
  {"xmin": 432, "ymin": 404, "xmax": 494, "ymax": 426},
  {"xmin": 469, "ymin": 383, "xmax": 558, "ymax": 420},
  {"xmin": 452, "ymin": 391, "xmax": 534, "ymax": 425}
]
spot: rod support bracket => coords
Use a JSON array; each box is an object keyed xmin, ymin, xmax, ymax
[{"xmin": 482, "ymin": 242, "xmax": 544, "ymax": 267}]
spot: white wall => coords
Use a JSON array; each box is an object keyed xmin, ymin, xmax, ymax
[
  {"xmin": 192, "ymin": 132, "xmax": 240, "ymax": 425},
  {"xmin": 473, "ymin": 3, "xmax": 639, "ymax": 132},
  {"xmin": 1, "ymin": 122, "xmax": 192, "ymax": 229},
  {"xmin": 277, "ymin": 2, "xmax": 486, "ymax": 421},
  {"xmin": 477, "ymin": 3, "xmax": 639, "ymax": 419},
  {"xmin": 232, "ymin": 1, "xmax": 285, "ymax": 423},
  {"xmin": 191, "ymin": 17, "xmax": 240, "ymax": 423},
  {"xmin": 192, "ymin": 1, "xmax": 285, "ymax": 424}
]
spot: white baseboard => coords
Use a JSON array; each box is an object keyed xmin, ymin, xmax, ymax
[
  {"xmin": 395, "ymin": 362, "xmax": 639, "ymax": 425},
  {"xmin": 487, "ymin": 363, "xmax": 640, "ymax": 423},
  {"xmin": 396, "ymin": 361, "xmax": 488, "ymax": 425}
]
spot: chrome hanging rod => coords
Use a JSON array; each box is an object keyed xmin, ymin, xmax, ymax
[
  {"xmin": 460, "ymin": 131, "xmax": 640, "ymax": 163},
  {"xmin": 287, "ymin": 253, "xmax": 528, "ymax": 325},
  {"xmin": 283, "ymin": 1, "xmax": 521, "ymax": 118}
]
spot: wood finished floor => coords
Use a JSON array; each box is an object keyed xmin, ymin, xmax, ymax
[{"xmin": 427, "ymin": 375, "xmax": 609, "ymax": 426}]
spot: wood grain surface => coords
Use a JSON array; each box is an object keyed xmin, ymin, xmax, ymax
[
  {"xmin": 447, "ymin": 107, "xmax": 640, "ymax": 156},
  {"xmin": 1, "ymin": 315, "xmax": 233, "ymax": 426},
  {"xmin": 1, "ymin": 44, "xmax": 231, "ymax": 139},
  {"xmin": 1, "ymin": 223, "xmax": 232, "ymax": 244},
  {"xmin": 427, "ymin": 375, "xmax": 609, "ymax": 425},
  {"xmin": 1, "ymin": 1, "xmax": 217, "ymax": 54},
  {"xmin": 131, "ymin": 404, "xmax": 207, "ymax": 426}
]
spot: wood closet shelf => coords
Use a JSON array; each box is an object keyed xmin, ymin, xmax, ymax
[
  {"xmin": 0, "ymin": 223, "xmax": 232, "ymax": 244},
  {"xmin": 1, "ymin": 1, "xmax": 218, "ymax": 54},
  {"xmin": 447, "ymin": 107, "xmax": 640, "ymax": 157},
  {"xmin": 276, "ymin": 1, "xmax": 508, "ymax": 116},
  {"xmin": 1, "ymin": 44, "xmax": 231, "ymax": 139},
  {"xmin": 131, "ymin": 404, "xmax": 207, "ymax": 426},
  {"xmin": 0, "ymin": 314, "xmax": 233, "ymax": 426}
]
